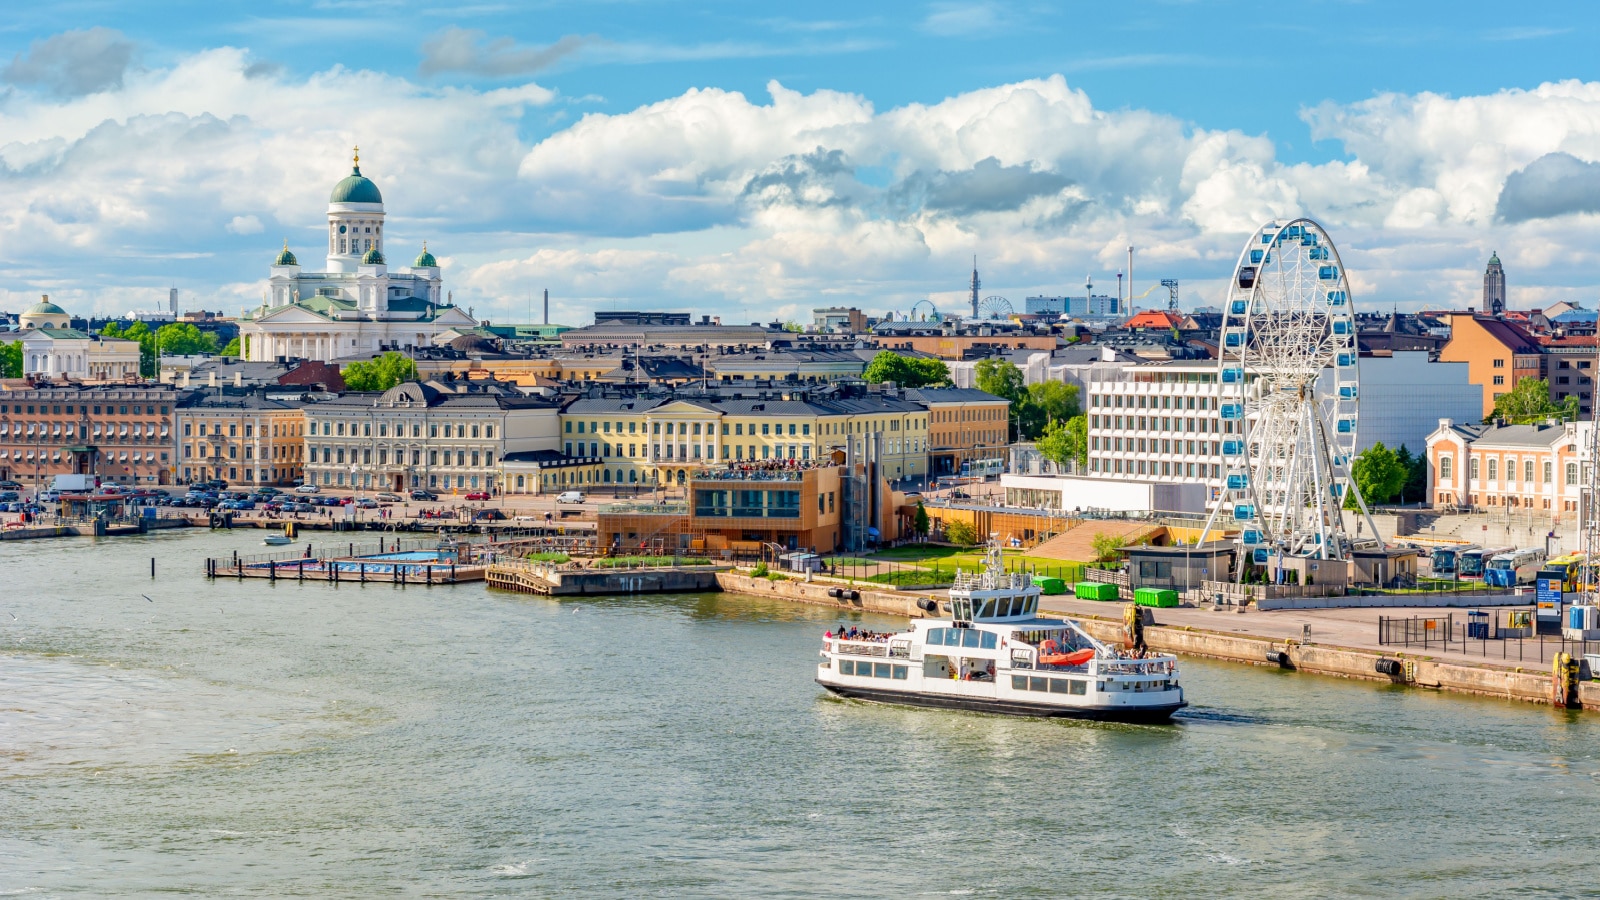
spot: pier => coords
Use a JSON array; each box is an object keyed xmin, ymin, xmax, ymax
[{"xmin": 203, "ymin": 537, "xmax": 491, "ymax": 585}]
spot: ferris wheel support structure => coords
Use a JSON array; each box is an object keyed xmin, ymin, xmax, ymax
[{"xmin": 1197, "ymin": 218, "xmax": 1382, "ymax": 581}]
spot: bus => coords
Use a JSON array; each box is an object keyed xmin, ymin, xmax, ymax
[
  {"xmin": 1458, "ymin": 546, "xmax": 1513, "ymax": 581},
  {"xmin": 1429, "ymin": 544, "xmax": 1478, "ymax": 578},
  {"xmin": 1484, "ymin": 548, "xmax": 1547, "ymax": 588},
  {"xmin": 1536, "ymin": 553, "xmax": 1587, "ymax": 595}
]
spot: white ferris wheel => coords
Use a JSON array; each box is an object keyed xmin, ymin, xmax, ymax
[{"xmin": 1199, "ymin": 218, "xmax": 1380, "ymax": 574}]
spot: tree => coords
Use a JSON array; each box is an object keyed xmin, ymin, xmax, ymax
[
  {"xmin": 861, "ymin": 350, "xmax": 949, "ymax": 388},
  {"xmin": 975, "ymin": 357, "xmax": 1026, "ymax": 440},
  {"xmin": 913, "ymin": 501, "xmax": 930, "ymax": 538},
  {"xmin": 154, "ymin": 322, "xmax": 218, "ymax": 356},
  {"xmin": 1090, "ymin": 532, "xmax": 1123, "ymax": 563},
  {"xmin": 1349, "ymin": 441, "xmax": 1407, "ymax": 509},
  {"xmin": 219, "ymin": 337, "xmax": 242, "ymax": 357},
  {"xmin": 1395, "ymin": 444, "xmax": 1427, "ymax": 506},
  {"xmin": 342, "ymin": 351, "xmax": 419, "ymax": 392},
  {"xmin": 0, "ymin": 341, "xmax": 20, "ymax": 378},
  {"xmin": 1037, "ymin": 415, "xmax": 1087, "ymax": 472},
  {"xmin": 1490, "ymin": 377, "xmax": 1578, "ymax": 424},
  {"xmin": 944, "ymin": 519, "xmax": 977, "ymax": 546},
  {"xmin": 782, "ymin": 321, "xmax": 804, "ymax": 333},
  {"xmin": 118, "ymin": 321, "xmax": 157, "ymax": 377},
  {"xmin": 1026, "ymin": 380, "xmax": 1080, "ymax": 425}
]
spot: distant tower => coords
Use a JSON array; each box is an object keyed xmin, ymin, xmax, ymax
[
  {"xmin": 1483, "ymin": 251, "xmax": 1506, "ymax": 315},
  {"xmin": 168, "ymin": 287, "xmax": 178, "ymax": 317},
  {"xmin": 970, "ymin": 257, "xmax": 980, "ymax": 318}
]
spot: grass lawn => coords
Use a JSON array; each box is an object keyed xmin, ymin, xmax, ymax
[
  {"xmin": 595, "ymin": 555, "xmax": 713, "ymax": 568},
  {"xmin": 526, "ymin": 551, "xmax": 570, "ymax": 563}
]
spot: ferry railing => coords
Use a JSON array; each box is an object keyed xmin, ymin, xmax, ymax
[{"xmin": 833, "ymin": 640, "xmax": 890, "ymax": 658}]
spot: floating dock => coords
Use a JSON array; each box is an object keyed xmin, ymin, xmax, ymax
[{"xmin": 204, "ymin": 538, "xmax": 490, "ymax": 585}]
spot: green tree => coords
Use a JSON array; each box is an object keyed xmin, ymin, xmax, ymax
[
  {"xmin": 913, "ymin": 500, "xmax": 930, "ymax": 538},
  {"xmin": 1395, "ymin": 444, "xmax": 1427, "ymax": 506},
  {"xmin": 1026, "ymin": 380, "xmax": 1080, "ymax": 425},
  {"xmin": 154, "ymin": 322, "xmax": 218, "ymax": 356},
  {"xmin": 1090, "ymin": 532, "xmax": 1123, "ymax": 563},
  {"xmin": 1490, "ymin": 377, "xmax": 1578, "ymax": 424},
  {"xmin": 975, "ymin": 357, "xmax": 1026, "ymax": 440},
  {"xmin": 944, "ymin": 519, "xmax": 977, "ymax": 546},
  {"xmin": 99, "ymin": 321, "xmax": 123, "ymax": 338},
  {"xmin": 342, "ymin": 351, "xmax": 419, "ymax": 392},
  {"xmin": 1349, "ymin": 441, "xmax": 1407, "ymax": 509},
  {"xmin": 219, "ymin": 337, "xmax": 241, "ymax": 357},
  {"xmin": 861, "ymin": 350, "xmax": 949, "ymax": 388},
  {"xmin": 782, "ymin": 321, "xmax": 804, "ymax": 333},
  {"xmin": 0, "ymin": 341, "xmax": 20, "ymax": 378},
  {"xmin": 118, "ymin": 321, "xmax": 157, "ymax": 377}
]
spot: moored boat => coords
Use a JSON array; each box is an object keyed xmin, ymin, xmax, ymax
[{"xmin": 815, "ymin": 542, "xmax": 1185, "ymax": 722}]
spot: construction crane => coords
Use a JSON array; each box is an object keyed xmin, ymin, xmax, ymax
[{"xmin": 1127, "ymin": 279, "xmax": 1178, "ymax": 309}]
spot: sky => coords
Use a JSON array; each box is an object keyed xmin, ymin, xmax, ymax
[{"xmin": 1, "ymin": 0, "xmax": 1597, "ymax": 325}]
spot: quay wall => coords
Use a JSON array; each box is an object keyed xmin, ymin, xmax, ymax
[{"xmin": 714, "ymin": 572, "xmax": 1600, "ymax": 712}]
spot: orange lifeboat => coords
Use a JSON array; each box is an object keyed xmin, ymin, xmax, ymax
[{"xmin": 1039, "ymin": 648, "xmax": 1096, "ymax": 667}]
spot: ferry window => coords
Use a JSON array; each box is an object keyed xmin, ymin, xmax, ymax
[
  {"xmin": 839, "ymin": 660, "xmax": 854, "ymax": 675},
  {"xmin": 981, "ymin": 632, "xmax": 997, "ymax": 650},
  {"xmin": 1029, "ymin": 676, "xmax": 1047, "ymax": 692},
  {"xmin": 1012, "ymin": 675, "xmax": 1028, "ymax": 690},
  {"xmin": 999, "ymin": 598, "xmax": 1014, "ymax": 617},
  {"xmin": 1070, "ymin": 680, "xmax": 1087, "ymax": 695},
  {"xmin": 873, "ymin": 662, "xmax": 891, "ymax": 678},
  {"xmin": 1049, "ymin": 679, "xmax": 1071, "ymax": 694},
  {"xmin": 893, "ymin": 666, "xmax": 908, "ymax": 679},
  {"xmin": 961, "ymin": 630, "xmax": 981, "ymax": 648}
]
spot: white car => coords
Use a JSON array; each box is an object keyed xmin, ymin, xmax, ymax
[
  {"xmin": 556, "ymin": 491, "xmax": 584, "ymax": 504},
  {"xmin": 294, "ymin": 484, "xmax": 321, "ymax": 494}
]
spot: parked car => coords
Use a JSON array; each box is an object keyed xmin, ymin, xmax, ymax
[
  {"xmin": 0, "ymin": 491, "xmax": 18, "ymax": 503},
  {"xmin": 294, "ymin": 484, "xmax": 321, "ymax": 494},
  {"xmin": 355, "ymin": 498, "xmax": 379, "ymax": 509},
  {"xmin": 473, "ymin": 508, "xmax": 506, "ymax": 521},
  {"xmin": 556, "ymin": 490, "xmax": 585, "ymax": 504},
  {"xmin": 257, "ymin": 487, "xmax": 282, "ymax": 496},
  {"xmin": 465, "ymin": 491, "xmax": 490, "ymax": 501},
  {"xmin": 410, "ymin": 490, "xmax": 438, "ymax": 501},
  {"xmin": 375, "ymin": 492, "xmax": 404, "ymax": 503},
  {"xmin": 0, "ymin": 480, "xmax": 21, "ymax": 490},
  {"xmin": 38, "ymin": 491, "xmax": 61, "ymax": 502}
]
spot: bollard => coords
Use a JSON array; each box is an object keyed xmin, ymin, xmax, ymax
[
  {"xmin": 426, "ymin": 564, "xmax": 433, "ymax": 585},
  {"xmin": 151, "ymin": 557, "xmax": 156, "ymax": 579},
  {"xmin": 270, "ymin": 561, "xmax": 276, "ymax": 582},
  {"xmin": 359, "ymin": 562, "xmax": 366, "ymax": 584},
  {"xmin": 298, "ymin": 559, "xmax": 305, "ymax": 582}
]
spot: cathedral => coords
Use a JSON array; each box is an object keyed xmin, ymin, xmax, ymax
[{"xmin": 238, "ymin": 150, "xmax": 477, "ymax": 362}]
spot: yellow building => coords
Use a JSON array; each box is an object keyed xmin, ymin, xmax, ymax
[{"xmin": 176, "ymin": 390, "xmax": 309, "ymax": 486}]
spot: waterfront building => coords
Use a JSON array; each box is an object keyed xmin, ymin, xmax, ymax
[
  {"xmin": 0, "ymin": 297, "xmax": 142, "ymax": 381},
  {"xmin": 597, "ymin": 463, "xmax": 844, "ymax": 553},
  {"xmin": 0, "ymin": 382, "xmax": 192, "ymax": 486},
  {"xmin": 237, "ymin": 150, "xmax": 476, "ymax": 363},
  {"xmin": 175, "ymin": 388, "xmax": 313, "ymax": 486},
  {"xmin": 1425, "ymin": 418, "xmax": 1587, "ymax": 515},
  {"xmin": 901, "ymin": 387, "xmax": 1010, "ymax": 477},
  {"xmin": 559, "ymin": 385, "xmax": 931, "ymax": 488},
  {"xmin": 301, "ymin": 380, "xmax": 559, "ymax": 494}
]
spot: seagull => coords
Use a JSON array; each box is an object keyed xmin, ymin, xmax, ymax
[
  {"xmin": 8, "ymin": 613, "xmax": 15, "ymax": 620},
  {"xmin": 142, "ymin": 595, "xmax": 153, "ymax": 603}
]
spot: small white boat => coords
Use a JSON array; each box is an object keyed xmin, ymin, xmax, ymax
[
  {"xmin": 816, "ymin": 541, "xmax": 1185, "ymax": 723},
  {"xmin": 263, "ymin": 534, "xmax": 294, "ymax": 546}
]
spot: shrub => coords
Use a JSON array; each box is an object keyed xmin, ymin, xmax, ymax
[
  {"xmin": 944, "ymin": 520, "xmax": 978, "ymax": 546},
  {"xmin": 751, "ymin": 561, "xmax": 769, "ymax": 577},
  {"xmin": 1090, "ymin": 532, "xmax": 1123, "ymax": 563}
]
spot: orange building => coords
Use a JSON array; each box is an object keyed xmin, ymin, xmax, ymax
[
  {"xmin": 1438, "ymin": 314, "xmax": 1544, "ymax": 417},
  {"xmin": 0, "ymin": 381, "xmax": 190, "ymax": 487},
  {"xmin": 1425, "ymin": 417, "xmax": 1584, "ymax": 516},
  {"xmin": 903, "ymin": 387, "xmax": 1010, "ymax": 477},
  {"xmin": 598, "ymin": 464, "xmax": 843, "ymax": 554}
]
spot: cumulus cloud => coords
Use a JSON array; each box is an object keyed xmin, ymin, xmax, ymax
[
  {"xmin": 419, "ymin": 28, "xmax": 589, "ymax": 77},
  {"xmin": 890, "ymin": 157, "xmax": 1073, "ymax": 216},
  {"xmin": 3, "ymin": 27, "xmax": 135, "ymax": 98},
  {"xmin": 226, "ymin": 214, "xmax": 263, "ymax": 235},
  {"xmin": 1496, "ymin": 152, "xmax": 1600, "ymax": 222}
]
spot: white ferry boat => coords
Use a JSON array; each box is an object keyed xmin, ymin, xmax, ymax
[{"xmin": 816, "ymin": 544, "xmax": 1186, "ymax": 723}]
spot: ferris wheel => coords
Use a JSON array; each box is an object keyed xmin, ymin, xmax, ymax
[
  {"xmin": 910, "ymin": 299, "xmax": 942, "ymax": 322},
  {"xmin": 1200, "ymin": 218, "xmax": 1380, "ymax": 573},
  {"xmin": 978, "ymin": 295, "xmax": 1014, "ymax": 320}
]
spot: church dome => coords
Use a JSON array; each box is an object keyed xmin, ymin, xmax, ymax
[
  {"xmin": 414, "ymin": 243, "xmax": 437, "ymax": 268},
  {"xmin": 330, "ymin": 149, "xmax": 382, "ymax": 204},
  {"xmin": 25, "ymin": 298, "xmax": 66, "ymax": 316},
  {"xmin": 274, "ymin": 241, "xmax": 298, "ymax": 266},
  {"xmin": 362, "ymin": 246, "xmax": 386, "ymax": 265},
  {"xmin": 449, "ymin": 334, "xmax": 496, "ymax": 354}
]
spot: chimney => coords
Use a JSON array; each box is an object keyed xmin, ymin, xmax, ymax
[
  {"xmin": 181, "ymin": 371, "xmax": 191, "ymax": 388},
  {"xmin": 543, "ymin": 289, "xmax": 549, "ymax": 325},
  {"xmin": 208, "ymin": 371, "xmax": 218, "ymax": 387},
  {"xmin": 234, "ymin": 371, "xmax": 243, "ymax": 388}
]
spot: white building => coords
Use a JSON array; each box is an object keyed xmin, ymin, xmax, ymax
[
  {"xmin": 238, "ymin": 150, "xmax": 476, "ymax": 363},
  {"xmin": 0, "ymin": 296, "xmax": 142, "ymax": 381}
]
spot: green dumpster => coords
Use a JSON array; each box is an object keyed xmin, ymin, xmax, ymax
[
  {"xmin": 1133, "ymin": 587, "xmax": 1179, "ymax": 607},
  {"xmin": 1032, "ymin": 575, "xmax": 1066, "ymax": 595},
  {"xmin": 1074, "ymin": 581, "xmax": 1119, "ymax": 601}
]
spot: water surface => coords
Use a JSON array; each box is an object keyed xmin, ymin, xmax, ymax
[{"xmin": 3, "ymin": 530, "xmax": 1598, "ymax": 897}]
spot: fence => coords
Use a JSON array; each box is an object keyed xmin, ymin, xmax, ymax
[{"xmin": 1377, "ymin": 611, "xmax": 1600, "ymax": 664}]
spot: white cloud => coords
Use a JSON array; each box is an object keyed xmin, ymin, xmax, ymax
[{"xmin": 226, "ymin": 214, "xmax": 263, "ymax": 235}]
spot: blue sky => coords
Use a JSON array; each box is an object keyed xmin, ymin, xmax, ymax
[{"xmin": 1, "ymin": 1, "xmax": 1597, "ymax": 322}]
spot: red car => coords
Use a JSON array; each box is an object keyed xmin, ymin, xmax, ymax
[{"xmin": 465, "ymin": 491, "xmax": 491, "ymax": 501}]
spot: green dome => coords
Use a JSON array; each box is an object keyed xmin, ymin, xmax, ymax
[
  {"xmin": 273, "ymin": 241, "xmax": 298, "ymax": 267},
  {"xmin": 330, "ymin": 157, "xmax": 383, "ymax": 204},
  {"xmin": 26, "ymin": 298, "xmax": 66, "ymax": 316},
  {"xmin": 362, "ymin": 246, "xmax": 386, "ymax": 265},
  {"xmin": 414, "ymin": 242, "xmax": 437, "ymax": 268}
]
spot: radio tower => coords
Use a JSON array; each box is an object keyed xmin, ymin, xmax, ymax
[{"xmin": 970, "ymin": 257, "xmax": 980, "ymax": 319}]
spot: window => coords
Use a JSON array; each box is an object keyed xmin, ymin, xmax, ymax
[
  {"xmin": 1544, "ymin": 461, "xmax": 1553, "ymax": 484},
  {"xmin": 1526, "ymin": 460, "xmax": 1535, "ymax": 483},
  {"xmin": 1439, "ymin": 456, "xmax": 1452, "ymax": 480},
  {"xmin": 1487, "ymin": 458, "xmax": 1497, "ymax": 480},
  {"xmin": 1493, "ymin": 359, "xmax": 1505, "ymax": 368},
  {"xmin": 1493, "ymin": 375, "xmax": 1505, "ymax": 386},
  {"xmin": 1470, "ymin": 458, "xmax": 1479, "ymax": 480},
  {"xmin": 1568, "ymin": 462, "xmax": 1580, "ymax": 485}
]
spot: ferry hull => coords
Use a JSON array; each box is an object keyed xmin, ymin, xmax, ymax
[{"xmin": 817, "ymin": 680, "xmax": 1186, "ymax": 724}]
